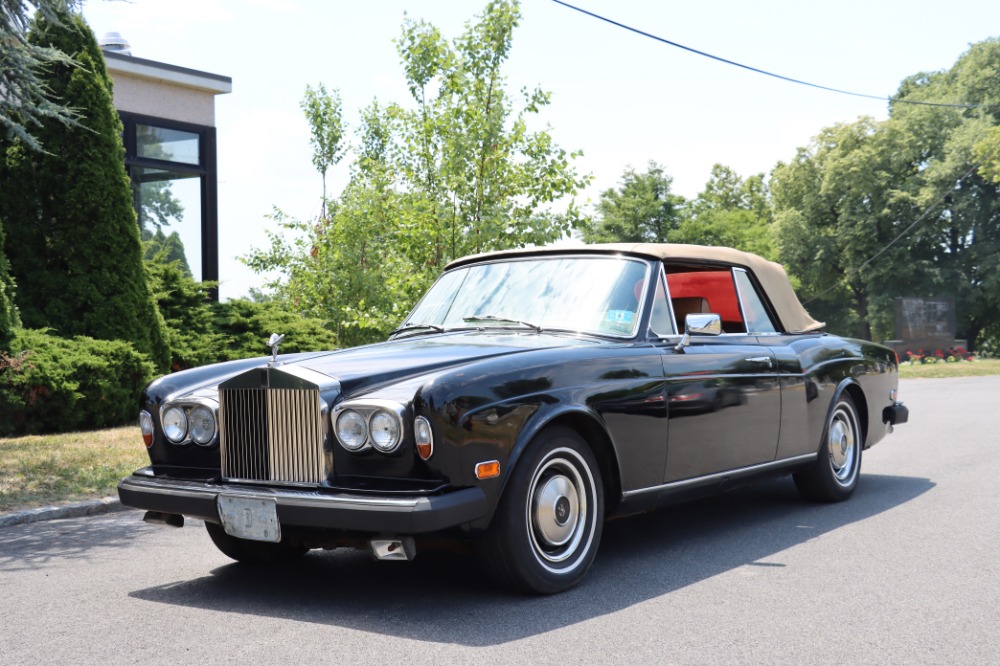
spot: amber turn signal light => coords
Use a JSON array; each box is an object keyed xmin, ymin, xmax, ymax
[
  {"xmin": 475, "ymin": 460, "xmax": 500, "ymax": 480},
  {"xmin": 414, "ymin": 416, "xmax": 434, "ymax": 460},
  {"xmin": 139, "ymin": 411, "xmax": 154, "ymax": 448}
]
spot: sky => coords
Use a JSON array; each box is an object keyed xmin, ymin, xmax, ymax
[{"xmin": 81, "ymin": 0, "xmax": 1000, "ymax": 300}]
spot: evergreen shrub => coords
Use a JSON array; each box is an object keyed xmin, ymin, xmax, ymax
[
  {"xmin": 0, "ymin": 329, "xmax": 154, "ymax": 435},
  {"xmin": 147, "ymin": 257, "xmax": 339, "ymax": 371}
]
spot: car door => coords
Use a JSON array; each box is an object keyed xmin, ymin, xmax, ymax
[{"xmin": 653, "ymin": 265, "xmax": 782, "ymax": 482}]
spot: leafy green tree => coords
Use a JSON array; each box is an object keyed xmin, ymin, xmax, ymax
[
  {"xmin": 243, "ymin": 203, "xmax": 408, "ymax": 346},
  {"xmin": 672, "ymin": 164, "xmax": 775, "ymax": 259},
  {"xmin": 1, "ymin": 0, "xmax": 80, "ymax": 151},
  {"xmin": 772, "ymin": 39, "xmax": 1000, "ymax": 347},
  {"xmin": 301, "ymin": 83, "xmax": 346, "ymax": 214},
  {"xmin": 389, "ymin": 0, "xmax": 589, "ymax": 266},
  {"xmin": 771, "ymin": 117, "xmax": 926, "ymax": 340},
  {"xmin": 976, "ymin": 126, "xmax": 1000, "ymax": 184},
  {"xmin": 887, "ymin": 38, "xmax": 1000, "ymax": 349},
  {"xmin": 246, "ymin": 1, "xmax": 588, "ymax": 344},
  {"xmin": 0, "ymin": 9, "xmax": 169, "ymax": 370},
  {"xmin": 581, "ymin": 161, "xmax": 683, "ymax": 243}
]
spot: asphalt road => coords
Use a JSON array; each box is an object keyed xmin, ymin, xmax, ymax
[{"xmin": 1, "ymin": 376, "xmax": 998, "ymax": 665}]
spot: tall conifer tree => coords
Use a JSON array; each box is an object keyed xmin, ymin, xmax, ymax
[{"xmin": 0, "ymin": 10, "xmax": 168, "ymax": 369}]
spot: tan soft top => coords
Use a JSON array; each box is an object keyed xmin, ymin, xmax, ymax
[{"xmin": 446, "ymin": 242, "xmax": 825, "ymax": 334}]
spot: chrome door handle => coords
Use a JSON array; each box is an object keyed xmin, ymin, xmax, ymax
[{"xmin": 746, "ymin": 356, "xmax": 773, "ymax": 367}]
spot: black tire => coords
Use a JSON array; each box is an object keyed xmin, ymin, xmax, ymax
[
  {"xmin": 794, "ymin": 393, "xmax": 863, "ymax": 502},
  {"xmin": 479, "ymin": 426, "xmax": 604, "ymax": 594},
  {"xmin": 204, "ymin": 521, "xmax": 309, "ymax": 564}
]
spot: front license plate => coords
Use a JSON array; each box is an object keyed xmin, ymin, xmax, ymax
[{"xmin": 217, "ymin": 495, "xmax": 280, "ymax": 543}]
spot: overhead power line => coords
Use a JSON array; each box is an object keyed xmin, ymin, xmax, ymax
[{"xmin": 549, "ymin": 0, "xmax": 992, "ymax": 109}]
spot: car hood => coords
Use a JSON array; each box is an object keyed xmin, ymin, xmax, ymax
[
  {"xmin": 153, "ymin": 330, "xmax": 610, "ymax": 403},
  {"xmin": 287, "ymin": 331, "xmax": 604, "ymax": 396}
]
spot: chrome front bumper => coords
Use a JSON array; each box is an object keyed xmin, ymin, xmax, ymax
[{"xmin": 118, "ymin": 470, "xmax": 488, "ymax": 534}]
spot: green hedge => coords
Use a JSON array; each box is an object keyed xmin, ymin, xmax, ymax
[
  {"xmin": 148, "ymin": 258, "xmax": 339, "ymax": 371},
  {"xmin": 0, "ymin": 329, "xmax": 154, "ymax": 436}
]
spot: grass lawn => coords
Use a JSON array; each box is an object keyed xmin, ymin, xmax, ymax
[
  {"xmin": 0, "ymin": 426, "xmax": 147, "ymax": 513},
  {"xmin": 898, "ymin": 358, "xmax": 1000, "ymax": 379}
]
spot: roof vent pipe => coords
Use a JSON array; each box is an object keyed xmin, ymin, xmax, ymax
[{"xmin": 99, "ymin": 31, "xmax": 132, "ymax": 56}]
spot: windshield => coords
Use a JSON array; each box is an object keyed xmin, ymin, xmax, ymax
[{"xmin": 402, "ymin": 256, "xmax": 650, "ymax": 337}]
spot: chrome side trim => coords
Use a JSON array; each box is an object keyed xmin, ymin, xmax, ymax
[{"xmin": 622, "ymin": 453, "xmax": 817, "ymax": 498}]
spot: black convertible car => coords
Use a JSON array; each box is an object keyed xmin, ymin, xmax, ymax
[{"xmin": 119, "ymin": 243, "xmax": 908, "ymax": 593}]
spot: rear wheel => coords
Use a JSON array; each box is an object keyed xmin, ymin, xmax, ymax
[
  {"xmin": 479, "ymin": 427, "xmax": 604, "ymax": 594},
  {"xmin": 794, "ymin": 393, "xmax": 862, "ymax": 502},
  {"xmin": 204, "ymin": 521, "xmax": 309, "ymax": 564}
]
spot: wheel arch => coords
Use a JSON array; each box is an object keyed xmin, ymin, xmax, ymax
[
  {"xmin": 543, "ymin": 411, "xmax": 623, "ymax": 517},
  {"xmin": 837, "ymin": 380, "xmax": 869, "ymax": 447},
  {"xmin": 504, "ymin": 406, "xmax": 623, "ymax": 518}
]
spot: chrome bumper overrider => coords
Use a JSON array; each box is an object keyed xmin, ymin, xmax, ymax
[{"xmin": 118, "ymin": 470, "xmax": 488, "ymax": 534}]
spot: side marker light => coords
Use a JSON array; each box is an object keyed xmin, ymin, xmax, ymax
[{"xmin": 475, "ymin": 460, "xmax": 501, "ymax": 480}]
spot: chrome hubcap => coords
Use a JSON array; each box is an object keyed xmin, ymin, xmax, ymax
[
  {"xmin": 533, "ymin": 474, "xmax": 580, "ymax": 547},
  {"xmin": 526, "ymin": 450, "xmax": 593, "ymax": 567},
  {"xmin": 828, "ymin": 406, "xmax": 857, "ymax": 484}
]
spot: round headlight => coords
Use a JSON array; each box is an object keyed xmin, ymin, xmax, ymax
[
  {"xmin": 162, "ymin": 406, "xmax": 187, "ymax": 443},
  {"xmin": 336, "ymin": 410, "xmax": 368, "ymax": 450},
  {"xmin": 188, "ymin": 405, "xmax": 216, "ymax": 446},
  {"xmin": 370, "ymin": 410, "xmax": 401, "ymax": 452}
]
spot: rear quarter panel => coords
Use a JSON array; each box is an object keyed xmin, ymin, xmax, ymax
[{"xmin": 770, "ymin": 333, "xmax": 898, "ymax": 459}]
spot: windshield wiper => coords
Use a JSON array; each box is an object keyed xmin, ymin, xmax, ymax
[
  {"xmin": 461, "ymin": 315, "xmax": 542, "ymax": 332},
  {"xmin": 389, "ymin": 323, "xmax": 445, "ymax": 338}
]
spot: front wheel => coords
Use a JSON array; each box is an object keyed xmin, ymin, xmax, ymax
[
  {"xmin": 479, "ymin": 427, "xmax": 604, "ymax": 594},
  {"xmin": 794, "ymin": 393, "xmax": 862, "ymax": 502},
  {"xmin": 204, "ymin": 521, "xmax": 309, "ymax": 564}
]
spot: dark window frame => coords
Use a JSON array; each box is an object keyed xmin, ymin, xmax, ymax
[{"xmin": 119, "ymin": 111, "xmax": 219, "ymax": 293}]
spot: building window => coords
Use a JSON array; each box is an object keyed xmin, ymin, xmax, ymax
[
  {"xmin": 137, "ymin": 124, "xmax": 201, "ymax": 165},
  {"xmin": 120, "ymin": 112, "xmax": 218, "ymax": 286}
]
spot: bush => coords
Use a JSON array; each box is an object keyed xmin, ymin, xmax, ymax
[
  {"xmin": 977, "ymin": 325, "xmax": 1000, "ymax": 359},
  {"xmin": 0, "ymin": 329, "xmax": 154, "ymax": 436},
  {"xmin": 215, "ymin": 298, "xmax": 340, "ymax": 361},
  {"xmin": 147, "ymin": 256, "xmax": 339, "ymax": 371},
  {"xmin": 146, "ymin": 258, "xmax": 225, "ymax": 371}
]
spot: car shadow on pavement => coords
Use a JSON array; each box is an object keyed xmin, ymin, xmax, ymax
[{"xmin": 127, "ymin": 473, "xmax": 932, "ymax": 646}]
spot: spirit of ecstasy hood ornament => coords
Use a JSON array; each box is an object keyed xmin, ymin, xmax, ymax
[{"xmin": 267, "ymin": 333, "xmax": 285, "ymax": 365}]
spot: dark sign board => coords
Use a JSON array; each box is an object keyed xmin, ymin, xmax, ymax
[{"xmin": 895, "ymin": 298, "xmax": 955, "ymax": 341}]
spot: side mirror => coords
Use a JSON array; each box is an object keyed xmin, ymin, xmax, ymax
[{"xmin": 675, "ymin": 313, "xmax": 722, "ymax": 352}]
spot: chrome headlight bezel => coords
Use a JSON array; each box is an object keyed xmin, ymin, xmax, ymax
[
  {"xmin": 161, "ymin": 406, "xmax": 188, "ymax": 443},
  {"xmin": 369, "ymin": 410, "xmax": 402, "ymax": 453},
  {"xmin": 335, "ymin": 409, "xmax": 369, "ymax": 451},
  {"xmin": 159, "ymin": 399, "xmax": 219, "ymax": 447},
  {"xmin": 332, "ymin": 400, "xmax": 408, "ymax": 454},
  {"xmin": 187, "ymin": 405, "xmax": 217, "ymax": 446}
]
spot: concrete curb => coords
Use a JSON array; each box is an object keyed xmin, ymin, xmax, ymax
[{"xmin": 0, "ymin": 497, "xmax": 134, "ymax": 529}]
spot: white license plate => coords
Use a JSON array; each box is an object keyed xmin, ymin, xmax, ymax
[{"xmin": 217, "ymin": 495, "xmax": 280, "ymax": 543}]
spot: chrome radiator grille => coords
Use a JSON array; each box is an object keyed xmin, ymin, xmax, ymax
[{"xmin": 219, "ymin": 387, "xmax": 326, "ymax": 484}]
